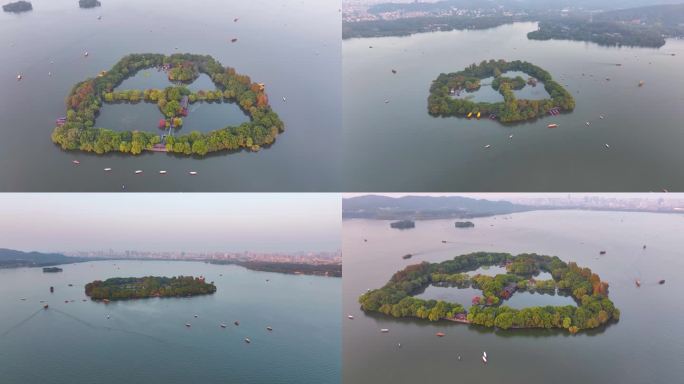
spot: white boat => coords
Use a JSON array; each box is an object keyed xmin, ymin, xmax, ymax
[
  {"xmin": 159, "ymin": 170, "xmax": 167, "ymax": 175},
  {"xmin": 604, "ymin": 144, "xmax": 610, "ymax": 149},
  {"xmin": 72, "ymin": 160, "xmax": 80, "ymax": 165},
  {"xmin": 244, "ymin": 338, "xmax": 251, "ymax": 343},
  {"xmin": 585, "ymin": 122, "xmax": 590, "ymax": 126},
  {"xmin": 48, "ymin": 72, "xmax": 52, "ymax": 77},
  {"xmin": 384, "ymin": 99, "xmax": 389, "ymax": 104},
  {"xmin": 482, "ymin": 355, "xmax": 487, "ymax": 363},
  {"xmin": 484, "ymin": 144, "xmax": 491, "ymax": 149},
  {"xmin": 380, "ymin": 328, "xmax": 389, "ymax": 333},
  {"xmin": 185, "ymin": 323, "xmax": 191, "ymax": 327},
  {"xmin": 483, "ymin": 352, "xmax": 487, "ymax": 358},
  {"xmin": 599, "ymin": 115, "xmax": 604, "ymax": 119},
  {"xmin": 189, "ymin": 171, "xmax": 198, "ymax": 175},
  {"xmin": 347, "ymin": 315, "xmax": 354, "ymax": 319},
  {"xmin": 220, "ymin": 323, "xmax": 227, "ymax": 328},
  {"xmin": 266, "ymin": 326, "xmax": 273, "ymax": 331},
  {"xmin": 547, "ymin": 123, "xmax": 558, "ymax": 129},
  {"xmin": 84, "ymin": 51, "xmax": 89, "ymax": 57},
  {"xmin": 508, "ymin": 134, "xmax": 513, "ymax": 139},
  {"xmin": 282, "ymin": 96, "xmax": 287, "ymax": 102},
  {"xmin": 104, "ymin": 168, "xmax": 112, "ymax": 172},
  {"xmin": 135, "ymin": 170, "xmax": 143, "ymax": 174},
  {"xmin": 16, "ymin": 74, "xmax": 22, "ymax": 80},
  {"xmin": 193, "ymin": 314, "xmax": 198, "ymax": 318}
]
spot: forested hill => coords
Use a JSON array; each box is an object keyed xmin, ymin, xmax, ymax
[
  {"xmin": 0, "ymin": 248, "xmax": 84, "ymax": 268},
  {"xmin": 595, "ymin": 3, "xmax": 684, "ymax": 27},
  {"xmin": 342, "ymin": 195, "xmax": 529, "ymax": 220}
]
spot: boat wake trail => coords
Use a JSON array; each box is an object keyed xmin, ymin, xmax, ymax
[
  {"xmin": 0, "ymin": 308, "xmax": 44, "ymax": 338},
  {"xmin": 50, "ymin": 308, "xmax": 176, "ymax": 346}
]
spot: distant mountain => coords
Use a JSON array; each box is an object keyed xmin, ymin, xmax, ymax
[
  {"xmin": 342, "ymin": 195, "xmax": 529, "ymax": 220},
  {"xmin": 0, "ymin": 248, "xmax": 84, "ymax": 268}
]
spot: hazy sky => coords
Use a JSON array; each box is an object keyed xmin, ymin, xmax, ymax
[{"xmin": 0, "ymin": 194, "xmax": 341, "ymax": 253}]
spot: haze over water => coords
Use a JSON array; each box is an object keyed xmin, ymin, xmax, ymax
[
  {"xmin": 343, "ymin": 22, "xmax": 684, "ymax": 192},
  {"xmin": 343, "ymin": 210, "xmax": 684, "ymax": 384},
  {"xmin": 0, "ymin": 260, "xmax": 341, "ymax": 384},
  {"xmin": 0, "ymin": 0, "xmax": 341, "ymax": 191}
]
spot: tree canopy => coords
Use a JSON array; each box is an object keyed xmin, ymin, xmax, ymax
[
  {"xmin": 85, "ymin": 276, "xmax": 216, "ymax": 300},
  {"xmin": 359, "ymin": 252, "xmax": 619, "ymax": 333},
  {"xmin": 428, "ymin": 60, "xmax": 575, "ymax": 123},
  {"xmin": 51, "ymin": 53, "xmax": 284, "ymax": 156}
]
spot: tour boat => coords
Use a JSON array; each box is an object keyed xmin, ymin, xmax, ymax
[
  {"xmin": 17, "ymin": 74, "xmax": 22, "ymax": 80},
  {"xmin": 599, "ymin": 251, "xmax": 606, "ymax": 255},
  {"xmin": 185, "ymin": 323, "xmax": 191, "ymax": 327},
  {"xmin": 482, "ymin": 355, "xmax": 488, "ymax": 364},
  {"xmin": 84, "ymin": 51, "xmax": 89, "ymax": 57},
  {"xmin": 391, "ymin": 69, "xmax": 397, "ymax": 74},
  {"xmin": 384, "ymin": 99, "xmax": 389, "ymax": 104},
  {"xmin": 476, "ymin": 112, "xmax": 481, "ymax": 119},
  {"xmin": 599, "ymin": 115, "xmax": 605, "ymax": 119},
  {"xmin": 586, "ymin": 122, "xmax": 590, "ymax": 126},
  {"xmin": 639, "ymin": 80, "xmax": 644, "ymax": 87},
  {"xmin": 189, "ymin": 171, "xmax": 198, "ymax": 175},
  {"xmin": 509, "ymin": 134, "xmax": 513, "ymax": 139},
  {"xmin": 467, "ymin": 112, "xmax": 473, "ymax": 118},
  {"xmin": 231, "ymin": 38, "xmax": 238, "ymax": 43},
  {"xmin": 48, "ymin": 72, "xmax": 52, "ymax": 76},
  {"xmin": 483, "ymin": 352, "xmax": 487, "ymax": 358},
  {"xmin": 72, "ymin": 160, "xmax": 80, "ymax": 165},
  {"xmin": 266, "ymin": 326, "xmax": 273, "ymax": 331},
  {"xmin": 43, "ymin": 304, "xmax": 49, "ymax": 309},
  {"xmin": 347, "ymin": 315, "xmax": 354, "ymax": 319},
  {"xmin": 234, "ymin": 17, "xmax": 239, "ymax": 22},
  {"xmin": 97, "ymin": 15, "xmax": 102, "ymax": 20},
  {"xmin": 643, "ymin": 245, "xmax": 647, "ymax": 249},
  {"xmin": 159, "ymin": 170, "xmax": 167, "ymax": 175},
  {"xmin": 283, "ymin": 96, "xmax": 287, "ymax": 102},
  {"xmin": 436, "ymin": 332, "xmax": 445, "ymax": 337},
  {"xmin": 234, "ymin": 321, "xmax": 240, "ymax": 326},
  {"xmin": 20, "ymin": 298, "xmax": 26, "ymax": 301},
  {"xmin": 380, "ymin": 329, "xmax": 389, "ymax": 333},
  {"xmin": 442, "ymin": 240, "xmax": 447, "ymax": 243},
  {"xmin": 547, "ymin": 123, "xmax": 558, "ymax": 129},
  {"xmin": 397, "ymin": 343, "xmax": 401, "ymax": 348},
  {"xmin": 194, "ymin": 314, "xmax": 198, "ymax": 318},
  {"xmin": 106, "ymin": 315, "xmax": 110, "ymax": 319},
  {"xmin": 104, "ymin": 168, "xmax": 112, "ymax": 172},
  {"xmin": 244, "ymin": 338, "xmax": 251, "ymax": 343},
  {"xmin": 635, "ymin": 279, "xmax": 641, "ymax": 287},
  {"xmin": 484, "ymin": 144, "xmax": 491, "ymax": 149},
  {"xmin": 604, "ymin": 144, "xmax": 610, "ymax": 149},
  {"xmin": 135, "ymin": 170, "xmax": 143, "ymax": 174},
  {"xmin": 659, "ymin": 280, "xmax": 666, "ymax": 285},
  {"xmin": 458, "ymin": 356, "xmax": 461, "ymax": 361}
]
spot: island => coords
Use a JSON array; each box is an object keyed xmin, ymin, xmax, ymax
[
  {"xmin": 42, "ymin": 267, "xmax": 63, "ymax": 273},
  {"xmin": 428, "ymin": 60, "xmax": 575, "ymax": 124},
  {"xmin": 390, "ymin": 220, "xmax": 415, "ymax": 229},
  {"xmin": 528, "ymin": 19, "xmax": 666, "ymax": 48},
  {"xmin": 78, "ymin": 0, "xmax": 101, "ymax": 9},
  {"xmin": 454, "ymin": 221, "xmax": 475, "ymax": 228},
  {"xmin": 51, "ymin": 53, "xmax": 284, "ymax": 156},
  {"xmin": 85, "ymin": 276, "xmax": 216, "ymax": 300},
  {"xmin": 2, "ymin": 1, "xmax": 32, "ymax": 13},
  {"xmin": 359, "ymin": 252, "xmax": 619, "ymax": 334}
]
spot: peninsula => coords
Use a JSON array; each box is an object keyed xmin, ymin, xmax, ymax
[
  {"xmin": 359, "ymin": 252, "xmax": 619, "ymax": 333},
  {"xmin": 85, "ymin": 276, "xmax": 216, "ymax": 300}
]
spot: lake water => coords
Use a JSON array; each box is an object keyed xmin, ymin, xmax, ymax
[
  {"xmin": 454, "ymin": 71, "xmax": 550, "ymax": 103},
  {"xmin": 0, "ymin": 260, "xmax": 341, "ymax": 383},
  {"xmin": 0, "ymin": 0, "xmax": 341, "ymax": 191},
  {"xmin": 343, "ymin": 22, "xmax": 684, "ymax": 192},
  {"xmin": 343, "ymin": 210, "xmax": 684, "ymax": 384}
]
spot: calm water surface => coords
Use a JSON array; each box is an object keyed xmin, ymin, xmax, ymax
[
  {"xmin": 343, "ymin": 210, "xmax": 684, "ymax": 384},
  {"xmin": 0, "ymin": 260, "xmax": 341, "ymax": 383},
  {"xmin": 0, "ymin": 0, "xmax": 341, "ymax": 191},
  {"xmin": 343, "ymin": 23, "xmax": 684, "ymax": 191}
]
